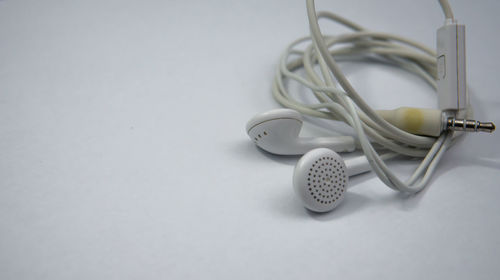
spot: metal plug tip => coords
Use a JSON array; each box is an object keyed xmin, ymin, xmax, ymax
[
  {"xmin": 447, "ymin": 118, "xmax": 496, "ymax": 133},
  {"xmin": 478, "ymin": 122, "xmax": 495, "ymax": 133}
]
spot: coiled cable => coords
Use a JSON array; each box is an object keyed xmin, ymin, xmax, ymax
[{"xmin": 272, "ymin": 0, "xmax": 458, "ymax": 193}]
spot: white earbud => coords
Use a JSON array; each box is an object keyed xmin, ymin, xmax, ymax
[
  {"xmin": 293, "ymin": 148, "xmax": 376, "ymax": 212},
  {"xmin": 246, "ymin": 109, "xmax": 356, "ymax": 155}
]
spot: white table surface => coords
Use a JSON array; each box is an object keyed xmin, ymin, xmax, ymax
[{"xmin": 1, "ymin": 0, "xmax": 499, "ymax": 279}]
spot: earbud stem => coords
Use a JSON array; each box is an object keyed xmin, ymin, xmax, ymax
[
  {"xmin": 344, "ymin": 153, "xmax": 397, "ymax": 177},
  {"xmin": 344, "ymin": 156, "xmax": 372, "ymax": 177},
  {"xmin": 298, "ymin": 136, "xmax": 355, "ymax": 154}
]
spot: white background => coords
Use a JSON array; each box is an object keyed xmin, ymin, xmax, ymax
[{"xmin": 1, "ymin": 0, "xmax": 499, "ymax": 279}]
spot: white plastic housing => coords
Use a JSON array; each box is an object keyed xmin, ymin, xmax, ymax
[
  {"xmin": 293, "ymin": 148, "xmax": 348, "ymax": 212},
  {"xmin": 246, "ymin": 109, "xmax": 355, "ymax": 155},
  {"xmin": 293, "ymin": 148, "xmax": 373, "ymax": 212},
  {"xmin": 436, "ymin": 22, "xmax": 467, "ymax": 112}
]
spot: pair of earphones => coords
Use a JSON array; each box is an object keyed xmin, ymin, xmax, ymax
[
  {"xmin": 245, "ymin": 0, "xmax": 495, "ymax": 213},
  {"xmin": 246, "ymin": 108, "xmax": 393, "ymax": 212}
]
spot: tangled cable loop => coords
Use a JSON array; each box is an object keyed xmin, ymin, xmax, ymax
[{"xmin": 272, "ymin": 0, "xmax": 457, "ymax": 193}]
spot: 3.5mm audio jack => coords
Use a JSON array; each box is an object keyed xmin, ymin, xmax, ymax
[{"xmin": 447, "ymin": 118, "xmax": 496, "ymax": 133}]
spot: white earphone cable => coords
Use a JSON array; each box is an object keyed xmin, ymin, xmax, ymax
[{"xmin": 272, "ymin": 0, "xmax": 458, "ymax": 193}]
